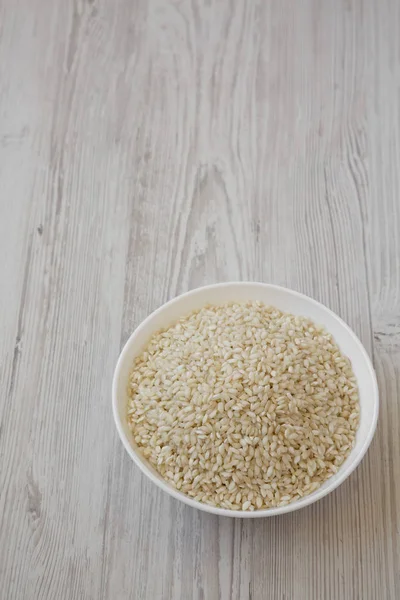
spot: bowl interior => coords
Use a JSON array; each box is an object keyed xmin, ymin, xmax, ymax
[{"xmin": 113, "ymin": 283, "xmax": 378, "ymax": 516}]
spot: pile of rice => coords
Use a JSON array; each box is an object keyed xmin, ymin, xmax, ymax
[{"xmin": 127, "ymin": 301, "xmax": 360, "ymax": 511}]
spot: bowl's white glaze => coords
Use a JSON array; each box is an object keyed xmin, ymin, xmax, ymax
[{"xmin": 112, "ymin": 283, "xmax": 379, "ymax": 517}]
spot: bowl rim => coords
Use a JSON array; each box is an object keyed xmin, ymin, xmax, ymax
[{"xmin": 112, "ymin": 282, "xmax": 379, "ymax": 517}]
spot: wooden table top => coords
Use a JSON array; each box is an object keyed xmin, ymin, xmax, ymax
[{"xmin": 1, "ymin": 1, "xmax": 399, "ymax": 598}]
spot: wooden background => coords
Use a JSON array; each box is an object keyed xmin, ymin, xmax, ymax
[{"xmin": 0, "ymin": 0, "xmax": 399, "ymax": 598}]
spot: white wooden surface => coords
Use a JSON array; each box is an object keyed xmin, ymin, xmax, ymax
[{"xmin": 0, "ymin": 0, "xmax": 399, "ymax": 598}]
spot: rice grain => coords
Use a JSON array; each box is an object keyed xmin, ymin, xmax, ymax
[{"xmin": 127, "ymin": 302, "xmax": 360, "ymax": 510}]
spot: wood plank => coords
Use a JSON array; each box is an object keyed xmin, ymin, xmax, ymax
[{"xmin": 0, "ymin": 1, "xmax": 399, "ymax": 599}]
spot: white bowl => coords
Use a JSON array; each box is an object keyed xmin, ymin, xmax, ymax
[{"xmin": 112, "ymin": 282, "xmax": 379, "ymax": 517}]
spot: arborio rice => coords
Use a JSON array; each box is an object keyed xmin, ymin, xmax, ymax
[{"xmin": 127, "ymin": 302, "xmax": 360, "ymax": 511}]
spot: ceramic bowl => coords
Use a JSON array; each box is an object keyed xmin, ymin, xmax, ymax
[{"xmin": 112, "ymin": 282, "xmax": 379, "ymax": 517}]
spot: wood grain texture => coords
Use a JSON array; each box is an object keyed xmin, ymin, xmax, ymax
[{"xmin": 0, "ymin": 0, "xmax": 399, "ymax": 598}]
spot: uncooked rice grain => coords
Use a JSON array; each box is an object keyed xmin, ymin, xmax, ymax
[{"xmin": 127, "ymin": 301, "xmax": 360, "ymax": 511}]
